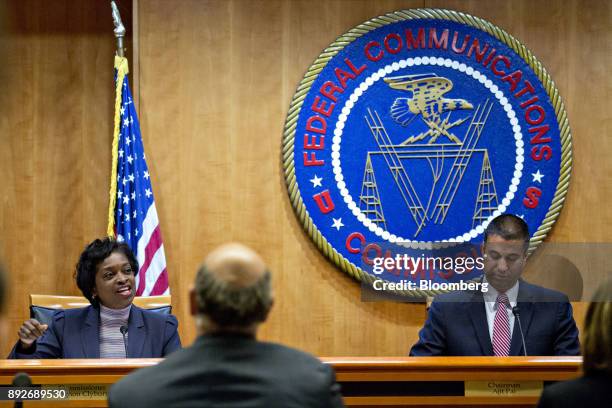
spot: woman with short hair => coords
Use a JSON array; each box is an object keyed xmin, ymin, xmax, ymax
[{"xmin": 9, "ymin": 237, "xmax": 181, "ymax": 358}]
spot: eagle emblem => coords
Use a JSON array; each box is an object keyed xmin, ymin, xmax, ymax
[{"xmin": 384, "ymin": 73, "xmax": 473, "ymax": 145}]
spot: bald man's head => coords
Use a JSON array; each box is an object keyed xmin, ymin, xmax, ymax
[
  {"xmin": 193, "ymin": 243, "xmax": 273, "ymax": 332},
  {"xmin": 203, "ymin": 243, "xmax": 267, "ymax": 288}
]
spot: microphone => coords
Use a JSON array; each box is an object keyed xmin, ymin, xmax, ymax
[
  {"xmin": 512, "ymin": 306, "xmax": 528, "ymax": 356},
  {"xmin": 120, "ymin": 325, "xmax": 128, "ymax": 358},
  {"xmin": 11, "ymin": 372, "xmax": 31, "ymax": 408}
]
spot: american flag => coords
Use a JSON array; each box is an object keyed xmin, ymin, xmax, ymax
[{"xmin": 110, "ymin": 56, "xmax": 169, "ymax": 296}]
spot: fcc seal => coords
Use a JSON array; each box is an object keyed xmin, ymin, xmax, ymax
[{"xmin": 282, "ymin": 9, "xmax": 572, "ymax": 293}]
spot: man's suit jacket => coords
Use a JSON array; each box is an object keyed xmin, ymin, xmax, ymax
[
  {"xmin": 108, "ymin": 333, "xmax": 345, "ymax": 408},
  {"xmin": 536, "ymin": 373, "xmax": 612, "ymax": 408},
  {"xmin": 410, "ymin": 280, "xmax": 580, "ymax": 356},
  {"xmin": 8, "ymin": 305, "xmax": 181, "ymax": 358}
]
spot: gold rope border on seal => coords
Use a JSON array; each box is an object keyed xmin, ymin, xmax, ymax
[{"xmin": 281, "ymin": 8, "xmax": 572, "ymax": 298}]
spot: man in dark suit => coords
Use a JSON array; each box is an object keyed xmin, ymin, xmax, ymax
[
  {"xmin": 109, "ymin": 243, "xmax": 345, "ymax": 408},
  {"xmin": 410, "ymin": 214, "xmax": 580, "ymax": 356}
]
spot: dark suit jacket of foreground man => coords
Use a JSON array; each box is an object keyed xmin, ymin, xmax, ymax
[
  {"xmin": 410, "ymin": 280, "xmax": 580, "ymax": 356},
  {"xmin": 109, "ymin": 332, "xmax": 345, "ymax": 408}
]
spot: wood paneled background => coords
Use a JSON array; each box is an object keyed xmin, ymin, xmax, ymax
[{"xmin": 0, "ymin": 0, "xmax": 610, "ymax": 357}]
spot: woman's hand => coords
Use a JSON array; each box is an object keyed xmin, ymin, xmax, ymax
[{"xmin": 17, "ymin": 319, "xmax": 48, "ymax": 349}]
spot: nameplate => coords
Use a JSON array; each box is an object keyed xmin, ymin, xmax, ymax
[
  {"xmin": 59, "ymin": 384, "xmax": 109, "ymax": 400},
  {"xmin": 465, "ymin": 380, "xmax": 543, "ymax": 397}
]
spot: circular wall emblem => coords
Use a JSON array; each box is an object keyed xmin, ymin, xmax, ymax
[{"xmin": 282, "ymin": 9, "xmax": 571, "ymax": 293}]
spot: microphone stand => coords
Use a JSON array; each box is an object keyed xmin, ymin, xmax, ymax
[
  {"xmin": 512, "ymin": 306, "xmax": 528, "ymax": 356},
  {"xmin": 120, "ymin": 325, "xmax": 129, "ymax": 357}
]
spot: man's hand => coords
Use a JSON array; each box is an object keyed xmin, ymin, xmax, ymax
[{"xmin": 18, "ymin": 319, "xmax": 48, "ymax": 349}]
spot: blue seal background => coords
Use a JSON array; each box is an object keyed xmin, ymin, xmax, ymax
[{"xmin": 292, "ymin": 18, "xmax": 563, "ymax": 284}]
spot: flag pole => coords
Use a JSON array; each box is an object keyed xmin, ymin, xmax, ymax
[
  {"xmin": 111, "ymin": 1, "xmax": 125, "ymax": 57},
  {"xmin": 107, "ymin": 1, "xmax": 129, "ymax": 236},
  {"xmin": 106, "ymin": 1, "xmax": 170, "ymax": 295}
]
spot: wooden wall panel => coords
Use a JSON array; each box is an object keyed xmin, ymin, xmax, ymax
[
  {"xmin": 136, "ymin": 0, "xmax": 611, "ymax": 355},
  {"xmin": 0, "ymin": 0, "xmax": 609, "ymax": 357},
  {"xmin": 0, "ymin": 0, "xmax": 132, "ymax": 356},
  {"xmin": 136, "ymin": 0, "xmax": 427, "ymax": 356}
]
